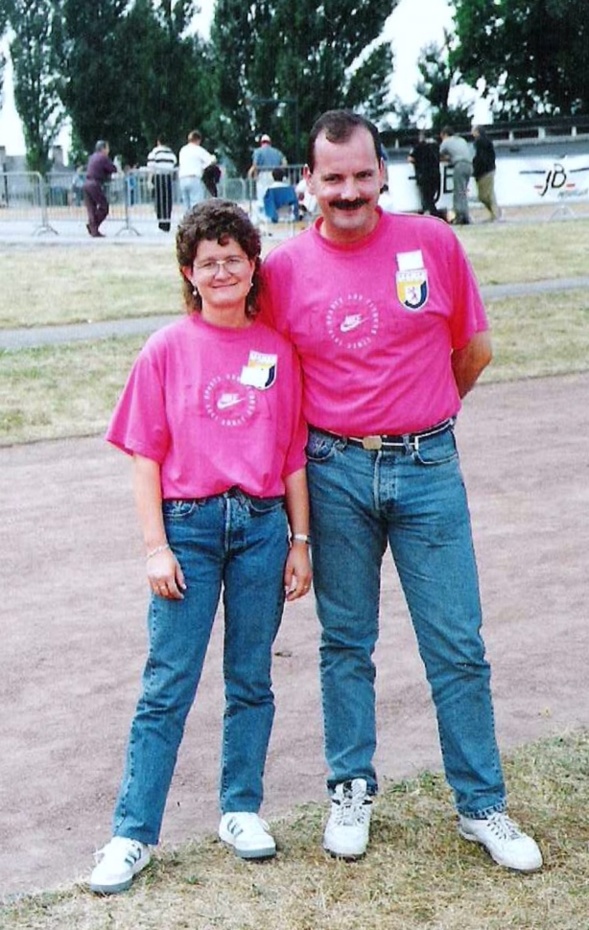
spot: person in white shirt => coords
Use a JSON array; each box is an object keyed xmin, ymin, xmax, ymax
[{"xmin": 178, "ymin": 130, "xmax": 216, "ymax": 211}]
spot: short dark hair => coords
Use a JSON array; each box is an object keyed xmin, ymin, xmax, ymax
[
  {"xmin": 306, "ymin": 110, "xmax": 382, "ymax": 172},
  {"xmin": 188, "ymin": 130, "xmax": 202, "ymax": 143},
  {"xmin": 176, "ymin": 199, "xmax": 261, "ymax": 318},
  {"xmin": 271, "ymin": 168, "xmax": 286, "ymax": 182},
  {"xmin": 441, "ymin": 125, "xmax": 455, "ymax": 137}
]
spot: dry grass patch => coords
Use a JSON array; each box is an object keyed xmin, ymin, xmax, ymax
[
  {"xmin": 481, "ymin": 288, "xmax": 589, "ymax": 382},
  {"xmin": 455, "ymin": 218, "xmax": 589, "ymax": 285},
  {"xmin": 1, "ymin": 218, "xmax": 588, "ymax": 330},
  {"xmin": 2, "ymin": 732, "xmax": 589, "ymax": 929},
  {"xmin": 0, "ymin": 336, "xmax": 145, "ymax": 445},
  {"xmin": 0, "ymin": 243, "xmax": 181, "ymax": 329}
]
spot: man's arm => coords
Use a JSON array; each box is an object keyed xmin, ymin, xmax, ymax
[{"xmin": 451, "ymin": 331, "xmax": 492, "ymax": 398}]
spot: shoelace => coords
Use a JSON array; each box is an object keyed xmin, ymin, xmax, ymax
[
  {"xmin": 332, "ymin": 783, "xmax": 372, "ymax": 826},
  {"xmin": 485, "ymin": 813, "xmax": 524, "ymax": 841}
]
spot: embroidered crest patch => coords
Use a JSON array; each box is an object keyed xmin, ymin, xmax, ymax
[{"xmin": 395, "ymin": 269, "xmax": 429, "ymax": 312}]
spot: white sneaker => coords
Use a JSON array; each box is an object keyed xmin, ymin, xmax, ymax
[
  {"xmin": 90, "ymin": 836, "xmax": 151, "ymax": 894},
  {"xmin": 219, "ymin": 812, "xmax": 276, "ymax": 859},
  {"xmin": 458, "ymin": 811, "xmax": 543, "ymax": 872},
  {"xmin": 323, "ymin": 778, "xmax": 372, "ymax": 859}
]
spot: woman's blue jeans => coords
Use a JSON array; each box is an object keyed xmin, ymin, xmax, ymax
[
  {"xmin": 306, "ymin": 427, "xmax": 506, "ymax": 819},
  {"xmin": 113, "ymin": 489, "xmax": 289, "ymax": 845}
]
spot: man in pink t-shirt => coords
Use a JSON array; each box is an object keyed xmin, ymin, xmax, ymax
[{"xmin": 260, "ymin": 110, "xmax": 542, "ymax": 873}]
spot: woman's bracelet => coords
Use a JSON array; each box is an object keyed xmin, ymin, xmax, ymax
[
  {"xmin": 145, "ymin": 543, "xmax": 171, "ymax": 561},
  {"xmin": 291, "ymin": 533, "xmax": 312, "ymax": 545}
]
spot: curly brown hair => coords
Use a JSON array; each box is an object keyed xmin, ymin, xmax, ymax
[{"xmin": 176, "ymin": 199, "xmax": 262, "ymax": 318}]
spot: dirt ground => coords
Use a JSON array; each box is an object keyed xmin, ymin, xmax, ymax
[{"xmin": 1, "ymin": 371, "xmax": 588, "ymax": 900}]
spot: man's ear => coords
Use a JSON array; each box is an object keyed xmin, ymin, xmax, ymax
[{"xmin": 303, "ymin": 164, "xmax": 314, "ymax": 194}]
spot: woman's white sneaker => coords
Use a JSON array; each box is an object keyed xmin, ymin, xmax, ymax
[
  {"xmin": 90, "ymin": 836, "xmax": 151, "ymax": 894},
  {"xmin": 219, "ymin": 812, "xmax": 276, "ymax": 859},
  {"xmin": 323, "ymin": 778, "xmax": 373, "ymax": 859},
  {"xmin": 458, "ymin": 812, "xmax": 543, "ymax": 872}
]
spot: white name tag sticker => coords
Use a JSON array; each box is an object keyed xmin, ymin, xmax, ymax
[
  {"xmin": 240, "ymin": 351, "xmax": 278, "ymax": 390},
  {"xmin": 397, "ymin": 250, "xmax": 424, "ymax": 272}
]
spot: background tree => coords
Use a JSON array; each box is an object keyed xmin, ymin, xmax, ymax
[
  {"xmin": 209, "ymin": 0, "xmax": 398, "ymax": 174},
  {"xmin": 59, "ymin": 0, "xmax": 214, "ymax": 166},
  {"xmin": 450, "ymin": 0, "xmax": 589, "ymax": 118},
  {"xmin": 0, "ymin": 0, "xmax": 64, "ymax": 173},
  {"xmin": 416, "ymin": 35, "xmax": 472, "ymax": 132}
]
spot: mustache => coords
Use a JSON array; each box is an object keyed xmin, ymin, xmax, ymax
[{"xmin": 330, "ymin": 198, "xmax": 369, "ymax": 211}]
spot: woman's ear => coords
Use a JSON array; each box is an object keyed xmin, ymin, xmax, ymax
[{"xmin": 181, "ymin": 265, "xmax": 194, "ymax": 285}]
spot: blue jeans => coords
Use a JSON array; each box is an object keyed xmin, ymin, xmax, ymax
[
  {"xmin": 113, "ymin": 489, "xmax": 289, "ymax": 845},
  {"xmin": 306, "ymin": 427, "xmax": 506, "ymax": 819},
  {"xmin": 180, "ymin": 176, "xmax": 205, "ymax": 211}
]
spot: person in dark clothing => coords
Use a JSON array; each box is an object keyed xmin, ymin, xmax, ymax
[
  {"xmin": 408, "ymin": 132, "xmax": 443, "ymax": 217},
  {"xmin": 83, "ymin": 140, "xmax": 117, "ymax": 238},
  {"xmin": 472, "ymin": 126, "xmax": 500, "ymax": 221}
]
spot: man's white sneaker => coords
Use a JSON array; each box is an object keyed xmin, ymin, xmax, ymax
[
  {"xmin": 323, "ymin": 778, "xmax": 372, "ymax": 859},
  {"xmin": 219, "ymin": 812, "xmax": 276, "ymax": 859},
  {"xmin": 89, "ymin": 836, "xmax": 151, "ymax": 894},
  {"xmin": 458, "ymin": 812, "xmax": 543, "ymax": 872}
]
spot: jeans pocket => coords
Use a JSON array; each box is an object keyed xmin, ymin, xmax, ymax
[
  {"xmin": 162, "ymin": 499, "xmax": 201, "ymax": 519},
  {"xmin": 247, "ymin": 495, "xmax": 285, "ymax": 516},
  {"xmin": 306, "ymin": 430, "xmax": 340, "ymax": 463},
  {"xmin": 413, "ymin": 430, "xmax": 459, "ymax": 466}
]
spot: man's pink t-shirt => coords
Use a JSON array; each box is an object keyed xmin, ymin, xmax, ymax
[
  {"xmin": 106, "ymin": 313, "xmax": 307, "ymax": 499},
  {"xmin": 260, "ymin": 209, "xmax": 488, "ymax": 435}
]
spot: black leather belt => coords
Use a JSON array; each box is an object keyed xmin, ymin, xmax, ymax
[{"xmin": 309, "ymin": 418, "xmax": 454, "ymax": 452}]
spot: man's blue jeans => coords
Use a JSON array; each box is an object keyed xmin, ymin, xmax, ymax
[
  {"xmin": 113, "ymin": 490, "xmax": 289, "ymax": 845},
  {"xmin": 180, "ymin": 176, "xmax": 205, "ymax": 211},
  {"xmin": 306, "ymin": 426, "xmax": 506, "ymax": 819}
]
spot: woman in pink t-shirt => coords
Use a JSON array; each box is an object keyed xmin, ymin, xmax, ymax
[{"xmin": 90, "ymin": 200, "xmax": 312, "ymax": 895}]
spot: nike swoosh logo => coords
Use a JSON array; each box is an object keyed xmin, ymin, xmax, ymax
[
  {"xmin": 340, "ymin": 316, "xmax": 365, "ymax": 333},
  {"xmin": 217, "ymin": 395, "xmax": 244, "ymax": 410}
]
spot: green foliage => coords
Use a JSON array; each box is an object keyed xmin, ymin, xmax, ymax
[
  {"xmin": 209, "ymin": 0, "xmax": 398, "ymax": 174},
  {"xmin": 416, "ymin": 36, "xmax": 472, "ymax": 132},
  {"xmin": 450, "ymin": 0, "xmax": 589, "ymax": 118},
  {"xmin": 58, "ymin": 0, "xmax": 214, "ymax": 166},
  {"xmin": 0, "ymin": 0, "xmax": 65, "ymax": 173}
]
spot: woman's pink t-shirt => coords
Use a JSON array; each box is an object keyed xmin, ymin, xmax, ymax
[{"xmin": 106, "ymin": 313, "xmax": 307, "ymax": 499}]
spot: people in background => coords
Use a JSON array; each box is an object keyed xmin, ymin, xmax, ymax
[
  {"xmin": 439, "ymin": 126, "xmax": 473, "ymax": 225},
  {"xmin": 178, "ymin": 130, "xmax": 216, "ymax": 211},
  {"xmin": 82, "ymin": 140, "xmax": 117, "ymax": 237},
  {"xmin": 408, "ymin": 130, "xmax": 443, "ymax": 217},
  {"xmin": 147, "ymin": 136, "xmax": 177, "ymax": 232},
  {"xmin": 248, "ymin": 134, "xmax": 287, "ymax": 209},
  {"xmin": 472, "ymin": 126, "xmax": 500, "ymax": 221}
]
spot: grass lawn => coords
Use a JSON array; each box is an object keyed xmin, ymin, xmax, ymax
[{"xmin": 2, "ymin": 732, "xmax": 589, "ymax": 929}]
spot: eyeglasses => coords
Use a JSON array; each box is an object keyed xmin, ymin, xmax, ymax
[{"xmin": 194, "ymin": 256, "xmax": 250, "ymax": 277}]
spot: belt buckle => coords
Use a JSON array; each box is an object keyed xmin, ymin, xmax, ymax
[{"xmin": 361, "ymin": 435, "xmax": 382, "ymax": 451}]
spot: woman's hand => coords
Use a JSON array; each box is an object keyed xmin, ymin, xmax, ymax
[
  {"xmin": 284, "ymin": 542, "xmax": 312, "ymax": 602},
  {"xmin": 147, "ymin": 549, "xmax": 186, "ymax": 600}
]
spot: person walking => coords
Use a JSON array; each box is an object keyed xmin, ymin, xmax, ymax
[
  {"xmin": 146, "ymin": 136, "xmax": 177, "ymax": 232},
  {"xmin": 82, "ymin": 140, "xmax": 117, "ymax": 237},
  {"xmin": 439, "ymin": 126, "xmax": 473, "ymax": 225},
  {"xmin": 178, "ymin": 130, "xmax": 216, "ymax": 211},
  {"xmin": 472, "ymin": 125, "xmax": 501, "ymax": 221},
  {"xmin": 89, "ymin": 199, "xmax": 311, "ymax": 895},
  {"xmin": 260, "ymin": 109, "xmax": 542, "ymax": 873}
]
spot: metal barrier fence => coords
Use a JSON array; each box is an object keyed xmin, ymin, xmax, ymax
[{"xmin": 0, "ymin": 168, "xmax": 279, "ymax": 236}]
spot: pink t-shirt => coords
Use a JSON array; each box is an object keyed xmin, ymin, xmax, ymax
[
  {"xmin": 106, "ymin": 314, "xmax": 307, "ymax": 499},
  {"xmin": 260, "ymin": 209, "xmax": 488, "ymax": 435}
]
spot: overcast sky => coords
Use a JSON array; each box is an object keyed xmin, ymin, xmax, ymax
[{"xmin": 0, "ymin": 0, "xmax": 455, "ymax": 157}]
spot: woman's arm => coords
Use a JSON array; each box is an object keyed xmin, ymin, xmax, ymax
[
  {"xmin": 283, "ymin": 466, "xmax": 313, "ymax": 602},
  {"xmin": 132, "ymin": 453, "xmax": 186, "ymax": 600}
]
